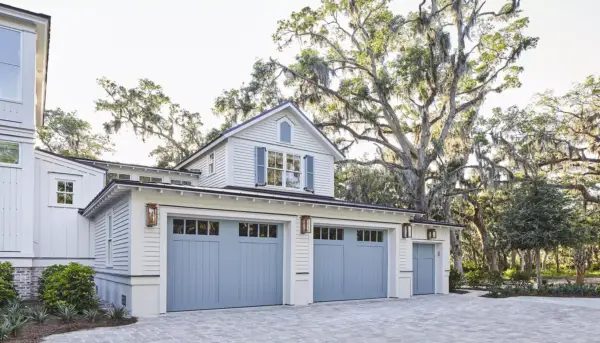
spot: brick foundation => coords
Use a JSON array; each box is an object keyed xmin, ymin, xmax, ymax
[{"xmin": 13, "ymin": 267, "xmax": 45, "ymax": 299}]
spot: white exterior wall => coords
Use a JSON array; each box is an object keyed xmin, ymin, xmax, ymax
[
  {"xmin": 33, "ymin": 151, "xmax": 104, "ymax": 262},
  {"xmin": 186, "ymin": 142, "xmax": 227, "ymax": 188}
]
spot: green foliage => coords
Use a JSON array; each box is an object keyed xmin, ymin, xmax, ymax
[
  {"xmin": 38, "ymin": 264, "xmax": 68, "ymax": 297},
  {"xmin": 106, "ymin": 306, "xmax": 128, "ymax": 320},
  {"xmin": 38, "ymin": 108, "xmax": 113, "ymax": 159},
  {"xmin": 83, "ymin": 308, "xmax": 100, "ymax": 323},
  {"xmin": 0, "ymin": 263, "xmax": 16, "ymax": 307},
  {"xmin": 0, "ymin": 263, "xmax": 14, "ymax": 285},
  {"xmin": 497, "ymin": 283, "xmax": 600, "ymax": 298},
  {"xmin": 41, "ymin": 263, "xmax": 97, "ymax": 312},
  {"xmin": 449, "ymin": 268, "xmax": 464, "ymax": 292},
  {"xmin": 27, "ymin": 306, "xmax": 49, "ymax": 324},
  {"xmin": 1, "ymin": 300, "xmax": 28, "ymax": 337},
  {"xmin": 504, "ymin": 268, "xmax": 531, "ymax": 282},
  {"xmin": 55, "ymin": 302, "xmax": 77, "ymax": 322},
  {"xmin": 464, "ymin": 269, "xmax": 488, "ymax": 288},
  {"xmin": 0, "ymin": 321, "xmax": 10, "ymax": 341}
]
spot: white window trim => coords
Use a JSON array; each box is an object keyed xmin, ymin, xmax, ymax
[
  {"xmin": 0, "ymin": 140, "xmax": 21, "ymax": 168},
  {"xmin": 276, "ymin": 117, "xmax": 294, "ymax": 144},
  {"xmin": 106, "ymin": 209, "xmax": 114, "ymax": 267},
  {"xmin": 54, "ymin": 179, "xmax": 75, "ymax": 206},
  {"xmin": 208, "ymin": 152, "xmax": 215, "ymax": 175},
  {"xmin": 266, "ymin": 149, "xmax": 302, "ymax": 190},
  {"xmin": 0, "ymin": 24, "xmax": 23, "ymax": 104}
]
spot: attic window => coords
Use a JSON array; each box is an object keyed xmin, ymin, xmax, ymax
[{"xmin": 278, "ymin": 119, "xmax": 293, "ymax": 144}]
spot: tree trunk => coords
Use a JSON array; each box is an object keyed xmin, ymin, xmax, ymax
[
  {"xmin": 519, "ymin": 251, "xmax": 525, "ymax": 272},
  {"xmin": 542, "ymin": 250, "xmax": 548, "ymax": 271},
  {"xmin": 450, "ymin": 230, "xmax": 464, "ymax": 274},
  {"xmin": 510, "ymin": 250, "xmax": 517, "ymax": 269},
  {"xmin": 535, "ymin": 248, "xmax": 542, "ymax": 286},
  {"xmin": 574, "ymin": 246, "xmax": 587, "ymax": 285},
  {"xmin": 555, "ymin": 246, "xmax": 560, "ymax": 273},
  {"xmin": 523, "ymin": 250, "xmax": 533, "ymax": 274}
]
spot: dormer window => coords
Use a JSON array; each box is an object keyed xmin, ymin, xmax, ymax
[
  {"xmin": 278, "ymin": 118, "xmax": 293, "ymax": 144},
  {"xmin": 0, "ymin": 26, "xmax": 21, "ymax": 101}
]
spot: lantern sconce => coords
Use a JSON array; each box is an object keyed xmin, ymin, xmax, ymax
[
  {"xmin": 402, "ymin": 223, "xmax": 412, "ymax": 238},
  {"xmin": 300, "ymin": 215, "xmax": 312, "ymax": 234},
  {"xmin": 146, "ymin": 203, "xmax": 158, "ymax": 227},
  {"xmin": 427, "ymin": 228, "xmax": 437, "ymax": 240}
]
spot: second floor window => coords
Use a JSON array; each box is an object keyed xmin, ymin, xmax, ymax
[
  {"xmin": 139, "ymin": 176, "xmax": 162, "ymax": 183},
  {"xmin": 0, "ymin": 26, "xmax": 21, "ymax": 101},
  {"xmin": 171, "ymin": 179, "xmax": 192, "ymax": 186},
  {"xmin": 106, "ymin": 173, "xmax": 131, "ymax": 184},
  {"xmin": 267, "ymin": 151, "xmax": 301, "ymax": 189},
  {"xmin": 56, "ymin": 180, "xmax": 74, "ymax": 205},
  {"xmin": 0, "ymin": 140, "xmax": 19, "ymax": 165},
  {"xmin": 208, "ymin": 152, "xmax": 215, "ymax": 174}
]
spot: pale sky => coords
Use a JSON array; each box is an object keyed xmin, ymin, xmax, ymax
[{"xmin": 7, "ymin": 0, "xmax": 600, "ymax": 165}]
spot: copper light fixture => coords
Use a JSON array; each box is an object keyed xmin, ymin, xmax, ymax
[
  {"xmin": 402, "ymin": 223, "xmax": 412, "ymax": 238},
  {"xmin": 146, "ymin": 203, "xmax": 158, "ymax": 227},
  {"xmin": 300, "ymin": 215, "xmax": 312, "ymax": 234},
  {"xmin": 427, "ymin": 228, "xmax": 437, "ymax": 240}
]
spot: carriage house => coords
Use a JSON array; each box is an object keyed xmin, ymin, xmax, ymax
[{"xmin": 0, "ymin": 4, "xmax": 462, "ymax": 317}]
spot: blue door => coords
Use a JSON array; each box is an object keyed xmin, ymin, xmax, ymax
[
  {"xmin": 413, "ymin": 243, "xmax": 435, "ymax": 295},
  {"xmin": 167, "ymin": 218, "xmax": 283, "ymax": 311},
  {"xmin": 313, "ymin": 227, "xmax": 387, "ymax": 302}
]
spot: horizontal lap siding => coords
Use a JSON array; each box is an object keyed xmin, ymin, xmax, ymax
[
  {"xmin": 187, "ymin": 143, "xmax": 227, "ymax": 188},
  {"xmin": 94, "ymin": 197, "xmax": 130, "ymax": 273},
  {"xmin": 0, "ymin": 167, "xmax": 21, "ymax": 251},
  {"xmin": 143, "ymin": 226, "xmax": 160, "ymax": 273},
  {"xmin": 294, "ymin": 219, "xmax": 309, "ymax": 273}
]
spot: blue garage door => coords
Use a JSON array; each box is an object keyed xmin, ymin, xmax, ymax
[
  {"xmin": 413, "ymin": 243, "xmax": 435, "ymax": 295},
  {"xmin": 313, "ymin": 227, "xmax": 387, "ymax": 302},
  {"xmin": 167, "ymin": 218, "xmax": 283, "ymax": 311}
]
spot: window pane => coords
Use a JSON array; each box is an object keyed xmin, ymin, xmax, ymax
[
  {"xmin": 239, "ymin": 223, "xmax": 248, "ymax": 236},
  {"xmin": 337, "ymin": 229, "xmax": 344, "ymax": 240},
  {"xmin": 280, "ymin": 121, "xmax": 291, "ymax": 143},
  {"xmin": 0, "ymin": 28, "xmax": 20, "ymax": 66},
  {"xmin": 182, "ymin": 180, "xmax": 192, "ymax": 186},
  {"xmin": 152, "ymin": 177, "xmax": 162, "ymax": 182},
  {"xmin": 57, "ymin": 193, "xmax": 65, "ymax": 204},
  {"xmin": 0, "ymin": 64, "xmax": 20, "ymax": 101},
  {"xmin": 364, "ymin": 230, "xmax": 370, "ymax": 242},
  {"xmin": 268, "ymin": 151, "xmax": 278, "ymax": 168},
  {"xmin": 249, "ymin": 223, "xmax": 258, "ymax": 237},
  {"xmin": 65, "ymin": 194, "xmax": 73, "ymax": 204},
  {"xmin": 185, "ymin": 220, "xmax": 197, "ymax": 235},
  {"xmin": 321, "ymin": 228, "xmax": 329, "ymax": 240},
  {"xmin": 357, "ymin": 230, "xmax": 363, "ymax": 241},
  {"xmin": 276, "ymin": 153, "xmax": 283, "ymax": 169},
  {"xmin": 285, "ymin": 172, "xmax": 301, "ymax": 189},
  {"xmin": 0, "ymin": 141, "xmax": 19, "ymax": 164},
  {"xmin": 197, "ymin": 221, "xmax": 208, "ymax": 235},
  {"xmin": 259, "ymin": 224, "xmax": 268, "ymax": 237},
  {"xmin": 287, "ymin": 155, "xmax": 301, "ymax": 172},
  {"xmin": 173, "ymin": 219, "xmax": 184, "ymax": 234},
  {"xmin": 269, "ymin": 225, "xmax": 277, "ymax": 238},
  {"xmin": 171, "ymin": 179, "xmax": 182, "ymax": 185},
  {"xmin": 118, "ymin": 174, "xmax": 131, "ymax": 180},
  {"xmin": 329, "ymin": 228, "xmax": 337, "ymax": 240},
  {"xmin": 378, "ymin": 231, "xmax": 383, "ymax": 242},
  {"xmin": 57, "ymin": 181, "xmax": 65, "ymax": 192},
  {"xmin": 314, "ymin": 227, "xmax": 320, "ymax": 240},
  {"xmin": 65, "ymin": 182, "xmax": 74, "ymax": 193},
  {"xmin": 210, "ymin": 222, "xmax": 219, "ymax": 236},
  {"xmin": 371, "ymin": 231, "xmax": 377, "ymax": 242}
]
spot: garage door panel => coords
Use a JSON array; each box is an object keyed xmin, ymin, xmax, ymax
[
  {"xmin": 238, "ymin": 242, "xmax": 281, "ymax": 306},
  {"xmin": 413, "ymin": 243, "xmax": 435, "ymax": 295},
  {"xmin": 314, "ymin": 227, "xmax": 387, "ymax": 302}
]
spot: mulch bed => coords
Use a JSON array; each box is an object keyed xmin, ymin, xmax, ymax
[{"xmin": 7, "ymin": 316, "xmax": 137, "ymax": 343}]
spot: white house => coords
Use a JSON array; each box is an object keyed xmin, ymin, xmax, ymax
[{"xmin": 0, "ymin": 4, "xmax": 463, "ymax": 317}]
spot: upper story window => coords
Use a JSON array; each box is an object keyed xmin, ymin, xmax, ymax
[
  {"xmin": 208, "ymin": 152, "xmax": 215, "ymax": 174},
  {"xmin": 106, "ymin": 173, "xmax": 131, "ymax": 184},
  {"xmin": 267, "ymin": 151, "xmax": 301, "ymax": 189},
  {"xmin": 171, "ymin": 179, "xmax": 192, "ymax": 186},
  {"xmin": 278, "ymin": 118, "xmax": 293, "ymax": 144},
  {"xmin": 0, "ymin": 140, "xmax": 19, "ymax": 166},
  {"xmin": 56, "ymin": 180, "xmax": 74, "ymax": 205},
  {"xmin": 139, "ymin": 176, "xmax": 162, "ymax": 183},
  {"xmin": 0, "ymin": 26, "xmax": 21, "ymax": 102}
]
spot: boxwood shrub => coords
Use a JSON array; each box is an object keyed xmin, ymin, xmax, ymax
[
  {"xmin": 41, "ymin": 263, "xmax": 97, "ymax": 311},
  {"xmin": 0, "ymin": 262, "xmax": 17, "ymax": 306}
]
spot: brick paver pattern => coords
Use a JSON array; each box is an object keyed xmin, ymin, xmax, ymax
[{"xmin": 44, "ymin": 295, "xmax": 599, "ymax": 342}]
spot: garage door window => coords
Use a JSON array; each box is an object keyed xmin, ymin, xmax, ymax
[
  {"xmin": 173, "ymin": 219, "xmax": 219, "ymax": 236},
  {"xmin": 313, "ymin": 227, "xmax": 344, "ymax": 240},
  {"xmin": 239, "ymin": 223, "xmax": 277, "ymax": 238},
  {"xmin": 357, "ymin": 230, "xmax": 383, "ymax": 242}
]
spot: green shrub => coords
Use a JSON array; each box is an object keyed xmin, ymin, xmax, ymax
[
  {"xmin": 504, "ymin": 268, "xmax": 532, "ymax": 281},
  {"xmin": 0, "ymin": 262, "xmax": 16, "ymax": 307},
  {"xmin": 0, "ymin": 321, "xmax": 11, "ymax": 341},
  {"xmin": 0, "ymin": 263, "xmax": 14, "ymax": 285},
  {"xmin": 464, "ymin": 269, "xmax": 487, "ymax": 288},
  {"xmin": 83, "ymin": 308, "xmax": 100, "ymax": 322},
  {"xmin": 106, "ymin": 306, "xmax": 128, "ymax": 320},
  {"xmin": 55, "ymin": 302, "xmax": 77, "ymax": 322},
  {"xmin": 41, "ymin": 263, "xmax": 97, "ymax": 311},
  {"xmin": 461, "ymin": 261, "xmax": 480, "ymax": 273},
  {"xmin": 38, "ymin": 264, "xmax": 68, "ymax": 296},
  {"xmin": 449, "ymin": 268, "xmax": 464, "ymax": 292},
  {"xmin": 28, "ymin": 306, "xmax": 49, "ymax": 324}
]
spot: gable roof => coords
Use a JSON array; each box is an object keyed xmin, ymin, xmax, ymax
[
  {"xmin": 35, "ymin": 148, "xmax": 108, "ymax": 172},
  {"xmin": 174, "ymin": 102, "xmax": 345, "ymax": 169}
]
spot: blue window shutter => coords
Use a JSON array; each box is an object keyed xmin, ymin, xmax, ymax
[
  {"xmin": 255, "ymin": 147, "xmax": 266, "ymax": 186},
  {"xmin": 280, "ymin": 121, "xmax": 291, "ymax": 143},
  {"xmin": 304, "ymin": 155, "xmax": 314, "ymax": 192}
]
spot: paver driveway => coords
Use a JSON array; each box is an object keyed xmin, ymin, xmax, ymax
[{"xmin": 45, "ymin": 295, "xmax": 600, "ymax": 343}]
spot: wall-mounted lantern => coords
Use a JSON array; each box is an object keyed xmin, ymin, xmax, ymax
[
  {"xmin": 402, "ymin": 223, "xmax": 412, "ymax": 238},
  {"xmin": 146, "ymin": 203, "xmax": 158, "ymax": 227},
  {"xmin": 427, "ymin": 228, "xmax": 437, "ymax": 240},
  {"xmin": 300, "ymin": 215, "xmax": 312, "ymax": 234}
]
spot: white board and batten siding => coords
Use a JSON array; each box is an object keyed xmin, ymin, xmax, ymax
[{"xmin": 33, "ymin": 151, "xmax": 105, "ymax": 261}]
